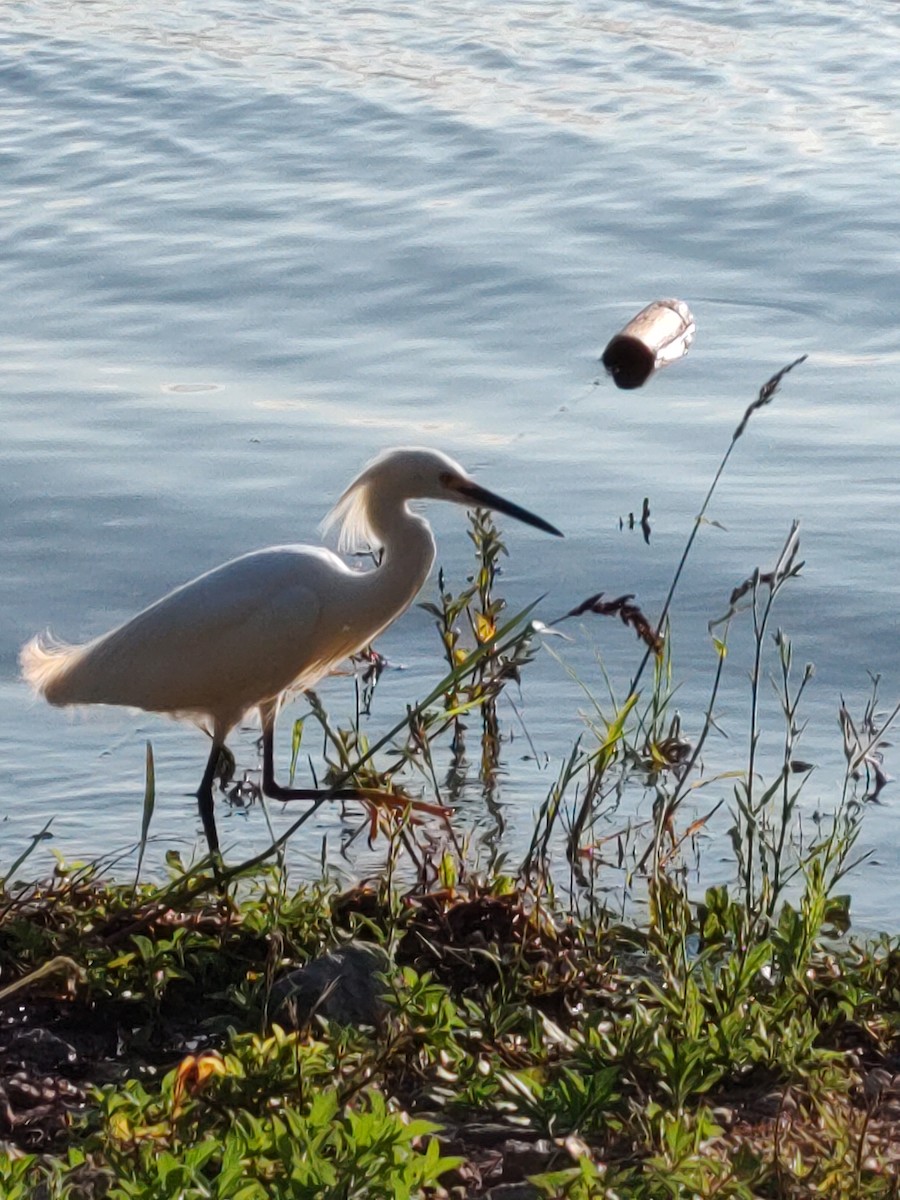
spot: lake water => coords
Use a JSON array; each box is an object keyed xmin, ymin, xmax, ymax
[{"xmin": 2, "ymin": 1, "xmax": 899, "ymax": 926}]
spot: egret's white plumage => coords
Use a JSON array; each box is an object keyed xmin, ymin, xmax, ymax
[{"xmin": 21, "ymin": 446, "xmax": 562, "ymax": 858}]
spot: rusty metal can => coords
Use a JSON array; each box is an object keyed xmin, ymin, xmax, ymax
[{"xmin": 602, "ymin": 299, "xmax": 696, "ymax": 389}]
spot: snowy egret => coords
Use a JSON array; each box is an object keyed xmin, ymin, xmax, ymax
[{"xmin": 21, "ymin": 447, "xmax": 562, "ymax": 859}]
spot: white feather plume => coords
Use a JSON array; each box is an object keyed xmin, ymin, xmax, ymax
[{"xmin": 320, "ymin": 454, "xmax": 386, "ymax": 553}]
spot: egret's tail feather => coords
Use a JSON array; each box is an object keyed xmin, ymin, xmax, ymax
[{"xmin": 20, "ymin": 633, "xmax": 89, "ymax": 706}]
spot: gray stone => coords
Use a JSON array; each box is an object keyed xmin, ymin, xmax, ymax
[
  {"xmin": 9, "ymin": 1028, "xmax": 78, "ymax": 1071},
  {"xmin": 486, "ymin": 1185, "xmax": 541, "ymax": 1200},
  {"xmin": 499, "ymin": 1138, "xmax": 554, "ymax": 1181},
  {"xmin": 270, "ymin": 941, "xmax": 392, "ymax": 1029}
]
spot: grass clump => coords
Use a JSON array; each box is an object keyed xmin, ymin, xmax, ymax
[
  {"xmin": 3, "ymin": 358, "xmax": 900, "ymax": 1197},
  {"xmin": 2, "ymin": 862, "xmax": 900, "ymax": 1197}
]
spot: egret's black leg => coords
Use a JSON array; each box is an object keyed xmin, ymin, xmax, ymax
[
  {"xmin": 261, "ymin": 723, "xmax": 361, "ymax": 802},
  {"xmin": 197, "ymin": 740, "xmax": 224, "ymax": 858}
]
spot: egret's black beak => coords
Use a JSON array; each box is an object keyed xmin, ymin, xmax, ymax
[{"xmin": 450, "ymin": 478, "xmax": 563, "ymax": 538}]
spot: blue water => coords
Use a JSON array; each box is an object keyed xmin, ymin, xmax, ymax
[{"xmin": 2, "ymin": 1, "xmax": 899, "ymax": 925}]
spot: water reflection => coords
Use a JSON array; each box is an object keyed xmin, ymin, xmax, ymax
[{"xmin": 2, "ymin": 0, "xmax": 900, "ymax": 925}]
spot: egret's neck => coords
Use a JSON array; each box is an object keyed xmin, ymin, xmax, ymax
[{"xmin": 362, "ymin": 499, "xmax": 436, "ymax": 620}]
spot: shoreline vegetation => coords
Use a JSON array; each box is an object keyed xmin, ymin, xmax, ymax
[{"xmin": 4, "ymin": 360, "xmax": 900, "ymax": 1197}]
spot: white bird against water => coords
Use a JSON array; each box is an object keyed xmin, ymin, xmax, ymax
[{"xmin": 21, "ymin": 447, "xmax": 562, "ymax": 859}]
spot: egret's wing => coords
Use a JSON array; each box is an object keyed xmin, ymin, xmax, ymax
[{"xmin": 26, "ymin": 547, "xmax": 340, "ymax": 729}]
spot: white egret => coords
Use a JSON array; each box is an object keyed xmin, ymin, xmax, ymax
[{"xmin": 21, "ymin": 447, "xmax": 562, "ymax": 858}]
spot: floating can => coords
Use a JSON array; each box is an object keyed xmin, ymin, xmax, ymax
[{"xmin": 602, "ymin": 299, "xmax": 696, "ymax": 389}]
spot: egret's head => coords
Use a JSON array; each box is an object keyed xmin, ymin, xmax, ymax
[{"xmin": 323, "ymin": 447, "xmax": 562, "ymax": 553}]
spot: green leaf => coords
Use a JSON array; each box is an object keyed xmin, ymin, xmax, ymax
[{"xmin": 133, "ymin": 741, "xmax": 156, "ymax": 893}]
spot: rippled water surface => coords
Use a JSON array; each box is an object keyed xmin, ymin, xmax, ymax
[{"xmin": 2, "ymin": 1, "xmax": 900, "ymax": 923}]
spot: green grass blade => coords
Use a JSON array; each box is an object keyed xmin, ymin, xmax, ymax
[
  {"xmin": 0, "ymin": 819, "xmax": 54, "ymax": 890},
  {"xmin": 133, "ymin": 740, "xmax": 156, "ymax": 893}
]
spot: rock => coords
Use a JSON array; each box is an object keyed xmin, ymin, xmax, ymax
[
  {"xmin": 486, "ymin": 1184, "xmax": 541, "ymax": 1200},
  {"xmin": 499, "ymin": 1138, "xmax": 554, "ymax": 1181},
  {"xmin": 8, "ymin": 1029, "xmax": 77, "ymax": 1071},
  {"xmin": 863, "ymin": 1067, "xmax": 893, "ymax": 1103},
  {"xmin": 270, "ymin": 942, "xmax": 392, "ymax": 1029},
  {"xmin": 459, "ymin": 1123, "xmax": 541, "ymax": 1147}
]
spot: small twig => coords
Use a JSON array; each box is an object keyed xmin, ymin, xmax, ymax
[{"xmin": 550, "ymin": 592, "xmax": 664, "ymax": 655}]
